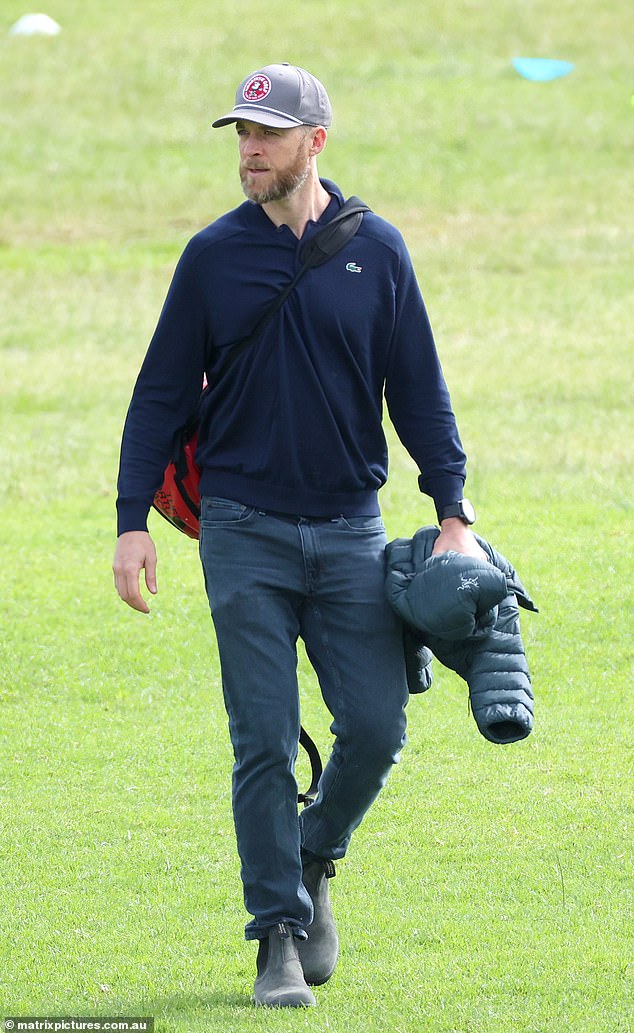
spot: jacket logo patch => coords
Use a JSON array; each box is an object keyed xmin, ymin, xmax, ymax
[
  {"xmin": 457, "ymin": 575, "xmax": 479, "ymax": 591},
  {"xmin": 345, "ymin": 262, "xmax": 363, "ymax": 273}
]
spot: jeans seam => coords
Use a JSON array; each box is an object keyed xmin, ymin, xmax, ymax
[{"xmin": 300, "ymin": 598, "xmax": 349, "ymax": 856}]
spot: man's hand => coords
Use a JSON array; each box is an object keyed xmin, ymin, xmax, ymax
[
  {"xmin": 432, "ymin": 517, "xmax": 488, "ymax": 560},
  {"xmin": 113, "ymin": 531, "xmax": 158, "ymax": 613}
]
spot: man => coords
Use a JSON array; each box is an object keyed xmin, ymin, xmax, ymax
[{"xmin": 113, "ymin": 63, "xmax": 484, "ymax": 1008}]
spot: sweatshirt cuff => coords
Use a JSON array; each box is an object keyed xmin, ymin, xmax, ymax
[
  {"xmin": 116, "ymin": 497, "xmax": 151, "ymax": 536},
  {"xmin": 418, "ymin": 473, "xmax": 466, "ymax": 523}
]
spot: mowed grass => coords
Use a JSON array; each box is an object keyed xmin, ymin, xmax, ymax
[{"xmin": 0, "ymin": 1, "xmax": 632, "ymax": 1030}]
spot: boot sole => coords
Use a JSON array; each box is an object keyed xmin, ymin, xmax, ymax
[{"xmin": 254, "ymin": 992, "xmax": 316, "ymax": 1008}]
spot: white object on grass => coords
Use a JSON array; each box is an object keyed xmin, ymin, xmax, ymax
[{"xmin": 9, "ymin": 13, "xmax": 61, "ymax": 36}]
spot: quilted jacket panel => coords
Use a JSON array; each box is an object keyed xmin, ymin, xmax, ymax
[{"xmin": 386, "ymin": 526, "xmax": 538, "ymax": 744}]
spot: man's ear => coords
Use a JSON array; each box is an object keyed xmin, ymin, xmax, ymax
[{"xmin": 307, "ymin": 126, "xmax": 328, "ymax": 157}]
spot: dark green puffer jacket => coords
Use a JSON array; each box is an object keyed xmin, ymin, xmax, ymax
[{"xmin": 386, "ymin": 526, "xmax": 538, "ymax": 744}]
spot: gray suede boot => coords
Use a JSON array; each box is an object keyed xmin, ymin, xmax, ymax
[
  {"xmin": 253, "ymin": 923, "xmax": 316, "ymax": 1008},
  {"xmin": 297, "ymin": 859, "xmax": 339, "ymax": 985}
]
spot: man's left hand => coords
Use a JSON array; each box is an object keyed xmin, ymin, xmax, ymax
[{"xmin": 432, "ymin": 517, "xmax": 488, "ymax": 560}]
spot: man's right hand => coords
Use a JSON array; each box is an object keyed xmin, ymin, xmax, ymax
[{"xmin": 113, "ymin": 531, "xmax": 158, "ymax": 613}]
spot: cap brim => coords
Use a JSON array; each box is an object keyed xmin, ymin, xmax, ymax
[{"xmin": 212, "ymin": 105, "xmax": 304, "ymax": 129}]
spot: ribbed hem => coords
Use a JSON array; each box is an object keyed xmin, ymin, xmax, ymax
[{"xmin": 200, "ymin": 470, "xmax": 381, "ymax": 519}]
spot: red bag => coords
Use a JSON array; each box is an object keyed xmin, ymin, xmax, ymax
[{"xmin": 152, "ymin": 424, "xmax": 201, "ymax": 540}]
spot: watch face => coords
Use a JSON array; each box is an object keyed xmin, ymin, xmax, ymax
[{"xmin": 461, "ymin": 499, "xmax": 476, "ymax": 523}]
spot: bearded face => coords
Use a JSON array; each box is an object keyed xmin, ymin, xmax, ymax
[{"xmin": 238, "ymin": 126, "xmax": 312, "ymax": 205}]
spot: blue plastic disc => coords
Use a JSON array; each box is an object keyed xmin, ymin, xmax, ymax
[{"xmin": 512, "ymin": 57, "xmax": 575, "ymax": 82}]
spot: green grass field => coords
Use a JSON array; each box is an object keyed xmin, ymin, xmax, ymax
[{"xmin": 1, "ymin": 1, "xmax": 632, "ymax": 1030}]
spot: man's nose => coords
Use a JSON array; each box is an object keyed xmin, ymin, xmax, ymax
[{"xmin": 242, "ymin": 133, "xmax": 263, "ymax": 156}]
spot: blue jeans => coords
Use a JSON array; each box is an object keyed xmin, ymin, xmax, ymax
[{"xmin": 199, "ymin": 497, "xmax": 408, "ymax": 940}]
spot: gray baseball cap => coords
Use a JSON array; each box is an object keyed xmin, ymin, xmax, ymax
[{"xmin": 212, "ymin": 63, "xmax": 332, "ymax": 129}]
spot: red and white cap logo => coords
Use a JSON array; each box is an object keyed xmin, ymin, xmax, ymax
[{"xmin": 242, "ymin": 74, "xmax": 272, "ymax": 103}]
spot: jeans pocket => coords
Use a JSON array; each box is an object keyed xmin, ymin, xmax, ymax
[
  {"xmin": 200, "ymin": 496, "xmax": 255, "ymax": 526},
  {"xmin": 337, "ymin": 515, "xmax": 385, "ymax": 532}
]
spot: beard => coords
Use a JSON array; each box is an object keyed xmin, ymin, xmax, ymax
[{"xmin": 240, "ymin": 140, "xmax": 311, "ymax": 204}]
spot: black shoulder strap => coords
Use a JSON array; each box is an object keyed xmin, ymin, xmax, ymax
[
  {"xmin": 211, "ymin": 195, "xmax": 370, "ymax": 382},
  {"xmin": 298, "ymin": 725, "xmax": 323, "ymax": 807},
  {"xmin": 297, "ymin": 195, "xmax": 368, "ymax": 269},
  {"xmin": 181, "ymin": 202, "xmax": 369, "ymax": 792}
]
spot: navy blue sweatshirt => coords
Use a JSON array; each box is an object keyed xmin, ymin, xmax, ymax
[{"xmin": 116, "ymin": 180, "xmax": 466, "ymax": 534}]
